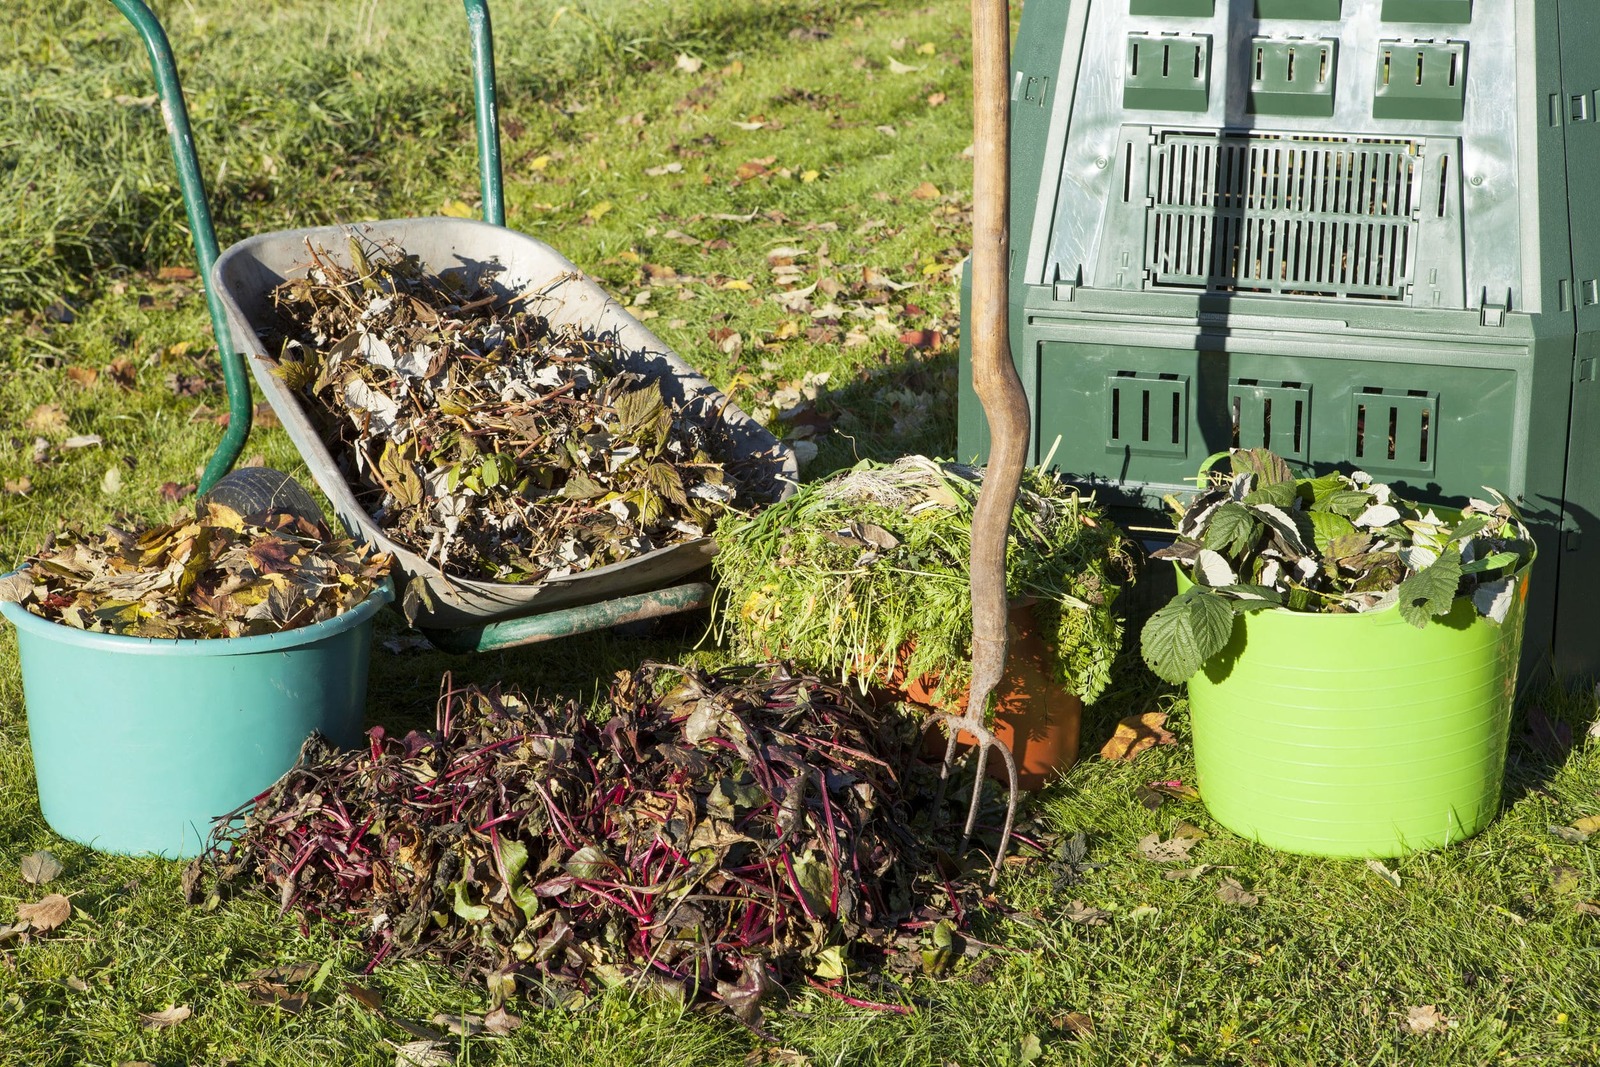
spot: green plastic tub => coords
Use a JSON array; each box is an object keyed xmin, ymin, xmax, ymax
[
  {"xmin": 1184, "ymin": 567, "xmax": 1531, "ymax": 857},
  {"xmin": 0, "ymin": 580, "xmax": 392, "ymax": 858}
]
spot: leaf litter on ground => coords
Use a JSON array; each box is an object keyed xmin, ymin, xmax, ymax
[
  {"xmin": 261, "ymin": 238, "xmax": 774, "ymax": 588},
  {"xmin": 192, "ymin": 664, "xmax": 1006, "ymax": 1027},
  {"xmin": 1100, "ymin": 711, "xmax": 1176, "ymax": 762},
  {"xmin": 18, "ymin": 851, "xmax": 63, "ymax": 886},
  {"xmin": 0, "ymin": 503, "xmax": 390, "ymax": 639}
]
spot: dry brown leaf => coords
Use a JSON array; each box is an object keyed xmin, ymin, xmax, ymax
[
  {"xmin": 1137, "ymin": 833, "xmax": 1196, "ymax": 864},
  {"xmin": 911, "ymin": 181, "xmax": 941, "ymax": 200},
  {"xmin": 19, "ymin": 851, "xmax": 64, "ymax": 885},
  {"xmin": 343, "ymin": 983, "xmax": 386, "ymax": 1013},
  {"xmin": 24, "ymin": 403, "xmax": 68, "ymax": 436},
  {"xmin": 1052, "ymin": 1010, "xmax": 1093, "ymax": 1037},
  {"xmin": 395, "ymin": 1040, "xmax": 453, "ymax": 1067},
  {"xmin": 1063, "ymin": 899, "xmax": 1112, "ymax": 926},
  {"xmin": 1402, "ymin": 1004, "xmax": 1448, "ymax": 1035},
  {"xmin": 1216, "ymin": 877, "xmax": 1259, "ymax": 907},
  {"xmin": 432, "ymin": 1012, "xmax": 484, "ymax": 1036},
  {"xmin": 241, "ymin": 981, "xmax": 308, "ymax": 1013},
  {"xmin": 745, "ymin": 1049, "xmax": 810, "ymax": 1066},
  {"xmin": 248, "ymin": 961, "xmax": 319, "ymax": 984},
  {"xmin": 483, "ymin": 1006, "xmax": 523, "ymax": 1035},
  {"xmin": 1100, "ymin": 711, "xmax": 1176, "ymax": 761},
  {"xmin": 107, "ymin": 357, "xmax": 139, "ymax": 390},
  {"xmin": 16, "ymin": 893, "xmax": 71, "ymax": 932},
  {"xmin": 139, "ymin": 1004, "xmax": 192, "ymax": 1028},
  {"xmin": 1575, "ymin": 900, "xmax": 1600, "ymax": 916},
  {"xmin": 3, "ymin": 476, "xmax": 29, "ymax": 495},
  {"xmin": 157, "ymin": 265, "xmax": 197, "ymax": 281},
  {"xmin": 926, "ymin": 92, "xmax": 947, "ymax": 107},
  {"xmin": 66, "ymin": 366, "xmax": 99, "ymax": 389}
]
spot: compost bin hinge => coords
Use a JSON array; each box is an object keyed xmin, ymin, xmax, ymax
[{"xmin": 1479, "ymin": 287, "xmax": 1510, "ymax": 327}]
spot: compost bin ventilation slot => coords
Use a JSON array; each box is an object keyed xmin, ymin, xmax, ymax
[{"xmin": 1144, "ymin": 132, "xmax": 1422, "ymax": 300}]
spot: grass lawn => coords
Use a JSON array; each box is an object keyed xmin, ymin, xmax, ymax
[{"xmin": 4, "ymin": 1, "xmax": 1600, "ymax": 1064}]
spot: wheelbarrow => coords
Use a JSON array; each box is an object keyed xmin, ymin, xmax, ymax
[{"xmin": 113, "ymin": 0, "xmax": 795, "ymax": 653}]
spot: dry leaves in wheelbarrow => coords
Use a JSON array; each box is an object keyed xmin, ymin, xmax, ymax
[
  {"xmin": 191, "ymin": 664, "xmax": 986, "ymax": 1027},
  {"xmin": 0, "ymin": 503, "xmax": 391, "ymax": 639},
  {"xmin": 261, "ymin": 237, "xmax": 764, "ymax": 587}
]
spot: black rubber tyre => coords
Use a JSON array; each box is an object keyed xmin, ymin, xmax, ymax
[{"xmin": 202, "ymin": 467, "xmax": 326, "ymax": 526}]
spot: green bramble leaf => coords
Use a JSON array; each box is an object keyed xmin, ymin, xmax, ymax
[
  {"xmin": 1202, "ymin": 502, "xmax": 1260, "ymax": 559},
  {"xmin": 1243, "ymin": 479, "xmax": 1297, "ymax": 509},
  {"xmin": 1322, "ymin": 490, "xmax": 1374, "ymax": 519},
  {"xmin": 1230, "ymin": 448, "xmax": 1294, "ymax": 487},
  {"xmin": 1396, "ymin": 546, "xmax": 1463, "ymax": 628},
  {"xmin": 1308, "ymin": 510, "xmax": 1357, "ymax": 556},
  {"xmin": 1141, "ymin": 588, "xmax": 1236, "ymax": 684}
]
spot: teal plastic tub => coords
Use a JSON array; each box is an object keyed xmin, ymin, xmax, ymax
[{"xmin": 1, "ymin": 580, "xmax": 392, "ymax": 858}]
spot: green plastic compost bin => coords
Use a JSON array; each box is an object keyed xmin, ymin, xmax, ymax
[
  {"xmin": 0, "ymin": 581, "xmax": 391, "ymax": 858},
  {"xmin": 1184, "ymin": 566, "xmax": 1531, "ymax": 857},
  {"xmin": 959, "ymin": 0, "xmax": 1600, "ymax": 681}
]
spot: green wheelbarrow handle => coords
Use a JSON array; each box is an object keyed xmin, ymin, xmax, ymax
[{"xmin": 108, "ymin": 0, "xmax": 507, "ymax": 491}]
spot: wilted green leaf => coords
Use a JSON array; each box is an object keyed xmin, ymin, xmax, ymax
[{"xmin": 452, "ymin": 880, "xmax": 490, "ymax": 922}]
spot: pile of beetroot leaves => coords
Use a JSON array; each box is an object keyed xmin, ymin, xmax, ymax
[{"xmin": 191, "ymin": 664, "xmax": 993, "ymax": 1025}]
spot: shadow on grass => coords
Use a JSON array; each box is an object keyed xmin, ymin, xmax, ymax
[{"xmin": 1500, "ymin": 675, "xmax": 1599, "ymax": 809}]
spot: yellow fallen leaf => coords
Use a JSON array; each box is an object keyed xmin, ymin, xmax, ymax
[
  {"xmin": 439, "ymin": 199, "xmax": 474, "ymax": 219},
  {"xmin": 530, "ymin": 154, "xmax": 551, "ymax": 171},
  {"xmin": 1574, "ymin": 815, "xmax": 1600, "ymax": 835},
  {"xmin": 921, "ymin": 262, "xmax": 949, "ymax": 276},
  {"xmin": 917, "ymin": 41, "xmax": 937, "ymax": 55},
  {"xmin": 801, "ymin": 169, "xmax": 820, "ymax": 183},
  {"xmin": 1099, "ymin": 711, "xmax": 1176, "ymax": 761},
  {"xmin": 720, "ymin": 279, "xmax": 754, "ymax": 291},
  {"xmin": 585, "ymin": 201, "xmax": 613, "ymax": 221},
  {"xmin": 617, "ymin": 250, "xmax": 641, "ymax": 263}
]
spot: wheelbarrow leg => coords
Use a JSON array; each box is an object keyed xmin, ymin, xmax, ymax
[{"xmin": 421, "ymin": 582, "xmax": 714, "ymax": 654}]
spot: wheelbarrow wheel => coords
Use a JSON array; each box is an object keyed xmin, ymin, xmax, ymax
[{"xmin": 202, "ymin": 467, "xmax": 326, "ymax": 527}]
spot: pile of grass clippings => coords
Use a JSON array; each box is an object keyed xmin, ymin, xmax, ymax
[
  {"xmin": 713, "ymin": 456, "xmax": 1134, "ymax": 707},
  {"xmin": 262, "ymin": 238, "xmax": 765, "ymax": 585},
  {"xmin": 190, "ymin": 665, "xmax": 981, "ymax": 1026},
  {"xmin": 0, "ymin": 504, "xmax": 391, "ymax": 639}
]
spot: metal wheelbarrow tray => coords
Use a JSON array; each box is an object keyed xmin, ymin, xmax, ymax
[{"xmin": 213, "ymin": 215, "xmax": 796, "ymax": 632}]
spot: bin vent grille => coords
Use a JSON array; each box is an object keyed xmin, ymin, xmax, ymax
[{"xmin": 1144, "ymin": 132, "xmax": 1422, "ymax": 300}]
